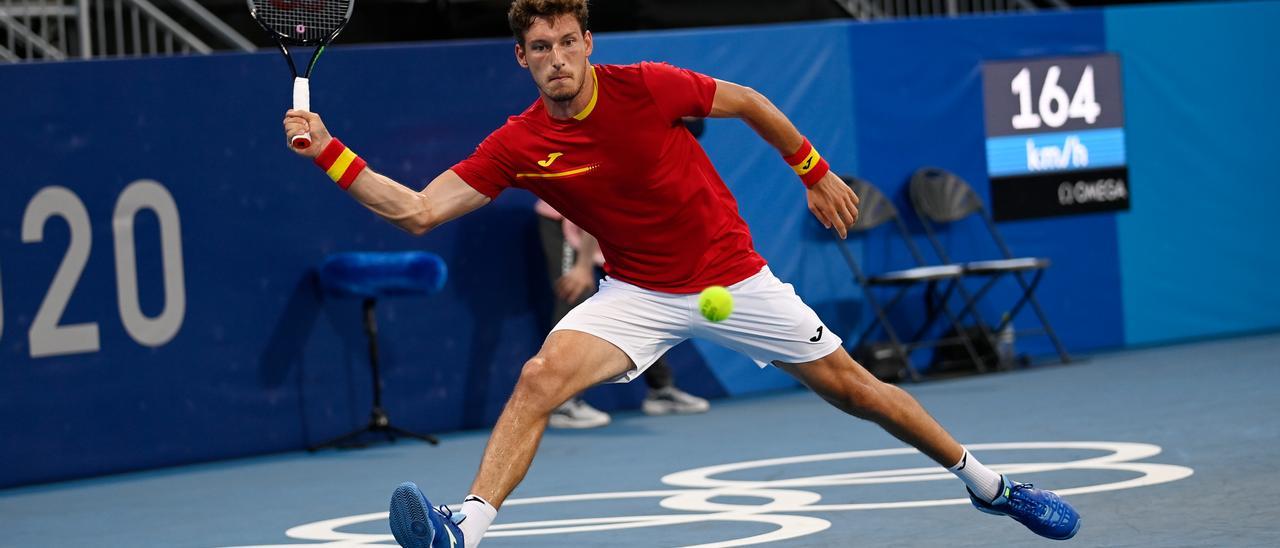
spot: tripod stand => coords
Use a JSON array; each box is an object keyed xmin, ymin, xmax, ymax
[{"xmin": 309, "ymin": 298, "xmax": 439, "ymax": 451}]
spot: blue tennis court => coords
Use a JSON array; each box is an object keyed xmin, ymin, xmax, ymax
[{"xmin": 3, "ymin": 333, "xmax": 1274, "ymax": 547}]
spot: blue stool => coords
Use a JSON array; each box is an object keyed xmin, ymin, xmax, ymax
[{"xmin": 309, "ymin": 251, "xmax": 448, "ymax": 451}]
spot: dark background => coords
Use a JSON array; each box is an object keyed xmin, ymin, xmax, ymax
[{"xmin": 213, "ymin": 0, "xmax": 1184, "ymax": 47}]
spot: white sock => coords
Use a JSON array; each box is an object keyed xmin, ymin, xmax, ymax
[
  {"xmin": 458, "ymin": 494, "xmax": 497, "ymax": 548},
  {"xmin": 948, "ymin": 449, "xmax": 1003, "ymax": 502}
]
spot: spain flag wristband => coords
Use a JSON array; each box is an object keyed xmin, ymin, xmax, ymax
[
  {"xmin": 782, "ymin": 138, "xmax": 830, "ymax": 189},
  {"xmin": 313, "ymin": 138, "xmax": 368, "ymax": 190}
]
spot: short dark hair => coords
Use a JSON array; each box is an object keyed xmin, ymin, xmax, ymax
[{"xmin": 508, "ymin": 0, "xmax": 589, "ymax": 45}]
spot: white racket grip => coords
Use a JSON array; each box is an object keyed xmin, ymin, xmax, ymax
[
  {"xmin": 292, "ymin": 77, "xmax": 311, "ymax": 111},
  {"xmin": 291, "ymin": 77, "xmax": 312, "ymax": 149}
]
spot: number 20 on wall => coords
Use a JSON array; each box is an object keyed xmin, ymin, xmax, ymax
[{"xmin": 1, "ymin": 180, "xmax": 186, "ymax": 358}]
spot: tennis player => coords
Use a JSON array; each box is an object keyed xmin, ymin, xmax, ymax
[{"xmin": 282, "ymin": 1, "xmax": 1080, "ymax": 546}]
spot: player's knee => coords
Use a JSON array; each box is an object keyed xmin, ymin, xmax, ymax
[{"xmin": 513, "ymin": 356, "xmax": 570, "ymax": 411}]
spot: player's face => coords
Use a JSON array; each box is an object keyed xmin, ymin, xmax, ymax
[{"xmin": 516, "ymin": 14, "xmax": 593, "ymax": 103}]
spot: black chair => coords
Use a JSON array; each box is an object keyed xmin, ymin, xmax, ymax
[
  {"xmin": 908, "ymin": 167, "xmax": 1071, "ymax": 364},
  {"xmin": 308, "ymin": 251, "xmax": 447, "ymax": 451},
  {"xmin": 835, "ymin": 175, "xmax": 986, "ymax": 381}
]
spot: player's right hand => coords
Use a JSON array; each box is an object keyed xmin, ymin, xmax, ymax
[{"xmin": 283, "ymin": 109, "xmax": 332, "ymax": 158}]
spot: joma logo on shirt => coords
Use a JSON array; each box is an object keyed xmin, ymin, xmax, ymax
[{"xmin": 538, "ymin": 152, "xmax": 564, "ymax": 167}]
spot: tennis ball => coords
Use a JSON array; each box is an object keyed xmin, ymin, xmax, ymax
[{"xmin": 698, "ymin": 285, "xmax": 733, "ymax": 322}]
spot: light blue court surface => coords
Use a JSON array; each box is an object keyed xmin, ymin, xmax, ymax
[{"xmin": 3, "ymin": 334, "xmax": 1278, "ymax": 547}]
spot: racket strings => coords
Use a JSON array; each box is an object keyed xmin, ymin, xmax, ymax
[{"xmin": 254, "ymin": 0, "xmax": 350, "ymax": 43}]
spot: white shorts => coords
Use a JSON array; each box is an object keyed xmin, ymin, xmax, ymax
[{"xmin": 552, "ymin": 266, "xmax": 843, "ymax": 383}]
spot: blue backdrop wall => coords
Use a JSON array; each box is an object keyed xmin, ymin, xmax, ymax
[
  {"xmin": 2, "ymin": 1, "xmax": 1277, "ymax": 487},
  {"xmin": 1105, "ymin": 1, "xmax": 1280, "ymax": 345}
]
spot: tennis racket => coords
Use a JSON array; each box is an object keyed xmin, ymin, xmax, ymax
[{"xmin": 248, "ymin": 0, "xmax": 356, "ymax": 149}]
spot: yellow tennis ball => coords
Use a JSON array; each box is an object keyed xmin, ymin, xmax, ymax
[{"xmin": 698, "ymin": 285, "xmax": 733, "ymax": 322}]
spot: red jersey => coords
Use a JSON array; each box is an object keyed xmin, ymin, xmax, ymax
[{"xmin": 452, "ymin": 62, "xmax": 766, "ymax": 293}]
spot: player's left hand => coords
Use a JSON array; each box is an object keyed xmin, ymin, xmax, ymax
[{"xmin": 807, "ymin": 171, "xmax": 860, "ymax": 239}]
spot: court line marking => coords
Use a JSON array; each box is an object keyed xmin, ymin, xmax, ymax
[{"xmin": 221, "ymin": 441, "xmax": 1193, "ymax": 548}]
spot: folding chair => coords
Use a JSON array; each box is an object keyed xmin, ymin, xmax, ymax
[
  {"xmin": 908, "ymin": 167, "xmax": 1071, "ymax": 364},
  {"xmin": 835, "ymin": 175, "xmax": 987, "ymax": 381}
]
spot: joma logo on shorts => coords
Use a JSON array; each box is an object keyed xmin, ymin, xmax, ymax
[{"xmin": 809, "ymin": 326, "xmax": 824, "ymax": 343}]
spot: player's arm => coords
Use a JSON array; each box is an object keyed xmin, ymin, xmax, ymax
[
  {"xmin": 284, "ymin": 110, "xmax": 490, "ymax": 236},
  {"xmin": 349, "ymin": 168, "xmax": 490, "ymax": 236},
  {"xmin": 708, "ymin": 80, "xmax": 860, "ymax": 238}
]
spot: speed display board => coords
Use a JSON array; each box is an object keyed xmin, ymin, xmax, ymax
[{"xmin": 982, "ymin": 53, "xmax": 1130, "ymax": 221}]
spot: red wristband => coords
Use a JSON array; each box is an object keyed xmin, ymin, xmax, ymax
[
  {"xmin": 783, "ymin": 137, "xmax": 830, "ymax": 189},
  {"xmin": 314, "ymin": 138, "xmax": 346, "ymax": 168},
  {"xmin": 313, "ymin": 137, "xmax": 367, "ymax": 190}
]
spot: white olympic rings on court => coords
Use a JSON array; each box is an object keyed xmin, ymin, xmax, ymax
[{"xmin": 223, "ymin": 441, "xmax": 1193, "ymax": 548}]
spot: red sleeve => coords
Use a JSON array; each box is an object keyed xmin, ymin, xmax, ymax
[
  {"xmin": 450, "ymin": 132, "xmax": 515, "ymax": 199},
  {"xmin": 639, "ymin": 62, "xmax": 717, "ymax": 122}
]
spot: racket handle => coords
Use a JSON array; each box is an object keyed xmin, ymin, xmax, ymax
[{"xmin": 291, "ymin": 77, "xmax": 312, "ymax": 149}]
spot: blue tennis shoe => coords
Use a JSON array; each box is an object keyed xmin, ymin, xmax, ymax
[
  {"xmin": 389, "ymin": 482, "xmax": 466, "ymax": 548},
  {"xmin": 969, "ymin": 476, "xmax": 1081, "ymax": 540}
]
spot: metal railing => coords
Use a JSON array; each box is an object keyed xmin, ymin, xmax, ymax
[
  {"xmin": 834, "ymin": 0, "xmax": 1071, "ymax": 20},
  {"xmin": 0, "ymin": 0, "xmax": 253, "ymax": 62}
]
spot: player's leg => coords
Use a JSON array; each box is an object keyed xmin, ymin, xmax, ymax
[
  {"xmin": 471, "ymin": 275, "xmax": 691, "ymax": 502},
  {"xmin": 776, "ymin": 349, "xmax": 1080, "ymax": 539},
  {"xmin": 697, "ymin": 266, "xmax": 1080, "ymax": 540},
  {"xmin": 391, "ymin": 276, "xmax": 690, "ymax": 548},
  {"xmin": 390, "ymin": 329, "xmax": 633, "ymax": 548},
  {"xmin": 469, "ymin": 328, "xmax": 633, "ymax": 506},
  {"xmin": 775, "ymin": 349, "xmax": 963, "ymax": 465},
  {"xmin": 456, "ymin": 280, "xmax": 688, "ymax": 542},
  {"xmin": 692, "ymin": 268, "xmax": 963, "ymax": 463}
]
